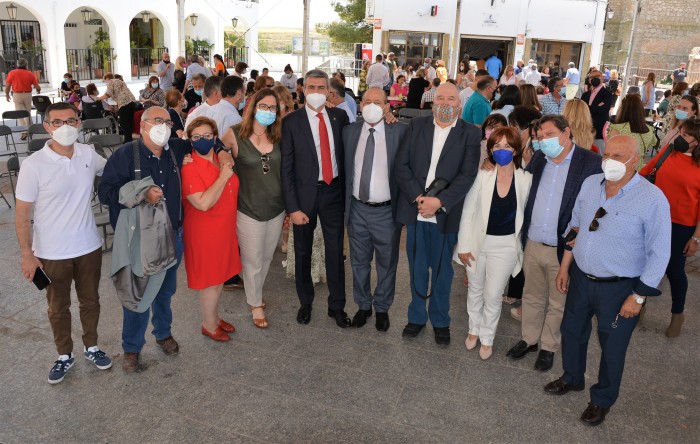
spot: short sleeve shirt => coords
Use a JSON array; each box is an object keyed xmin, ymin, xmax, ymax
[{"xmin": 6, "ymin": 68, "xmax": 38, "ymax": 92}]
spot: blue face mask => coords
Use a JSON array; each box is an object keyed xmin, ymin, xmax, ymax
[
  {"xmin": 238, "ymin": 97, "xmax": 246, "ymax": 111},
  {"xmin": 151, "ymin": 82, "xmax": 159, "ymax": 89},
  {"xmin": 675, "ymin": 109, "xmax": 689, "ymax": 120},
  {"xmin": 559, "ymin": 87, "xmax": 566, "ymax": 96},
  {"xmin": 494, "ymin": 93, "xmax": 502, "ymax": 101},
  {"xmin": 531, "ymin": 139, "xmax": 541, "ymax": 151},
  {"xmin": 255, "ymin": 109, "xmax": 276, "ymax": 127},
  {"xmin": 64, "ymin": 78, "xmax": 70, "ymax": 83},
  {"xmin": 539, "ymin": 136, "xmax": 565, "ymax": 158},
  {"xmin": 194, "ymin": 89, "xmax": 203, "ymax": 96},
  {"xmin": 492, "ymin": 149, "xmax": 514, "ymax": 166},
  {"xmin": 191, "ymin": 138, "xmax": 215, "ymax": 155}
]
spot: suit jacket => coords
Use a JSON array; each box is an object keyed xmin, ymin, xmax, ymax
[
  {"xmin": 342, "ymin": 120, "xmax": 408, "ymax": 224},
  {"xmin": 394, "ymin": 116, "xmax": 481, "ymax": 233},
  {"xmin": 522, "ymin": 145, "xmax": 603, "ymax": 261},
  {"xmin": 280, "ymin": 106, "xmax": 350, "ymax": 214},
  {"xmin": 454, "ymin": 168, "xmax": 532, "ymax": 276},
  {"xmin": 581, "ymin": 86, "xmax": 613, "ymax": 139}
]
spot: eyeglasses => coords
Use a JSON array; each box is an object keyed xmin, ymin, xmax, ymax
[
  {"xmin": 588, "ymin": 207, "xmax": 607, "ymax": 232},
  {"xmin": 49, "ymin": 118, "xmax": 79, "ymax": 127},
  {"xmin": 144, "ymin": 117, "xmax": 174, "ymax": 128},
  {"xmin": 265, "ymin": 84, "xmax": 275, "ymax": 88},
  {"xmin": 190, "ymin": 133, "xmax": 214, "ymax": 142},
  {"xmin": 257, "ymin": 103, "xmax": 278, "ymax": 112},
  {"xmin": 261, "ymin": 153, "xmax": 270, "ymax": 174}
]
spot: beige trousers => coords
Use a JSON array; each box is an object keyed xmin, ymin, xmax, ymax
[
  {"xmin": 521, "ymin": 241, "xmax": 566, "ymax": 352},
  {"xmin": 12, "ymin": 92, "xmax": 33, "ymax": 126}
]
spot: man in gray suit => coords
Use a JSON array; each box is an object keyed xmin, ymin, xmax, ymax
[{"xmin": 343, "ymin": 88, "xmax": 408, "ymax": 331}]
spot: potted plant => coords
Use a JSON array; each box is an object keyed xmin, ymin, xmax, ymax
[{"xmin": 89, "ymin": 30, "xmax": 112, "ymax": 79}]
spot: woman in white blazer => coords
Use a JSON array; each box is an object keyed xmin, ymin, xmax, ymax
[{"xmin": 454, "ymin": 127, "xmax": 532, "ymax": 360}]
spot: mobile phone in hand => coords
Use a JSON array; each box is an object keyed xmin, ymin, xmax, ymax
[
  {"xmin": 564, "ymin": 229, "xmax": 578, "ymax": 244},
  {"xmin": 32, "ymin": 267, "xmax": 51, "ymax": 291}
]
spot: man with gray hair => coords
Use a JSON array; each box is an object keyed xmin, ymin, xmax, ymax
[
  {"xmin": 564, "ymin": 62, "xmax": 581, "ymax": 99},
  {"xmin": 4, "ymin": 58, "xmax": 40, "ymax": 140},
  {"xmin": 183, "ymin": 76, "xmax": 222, "ymax": 132},
  {"xmin": 183, "ymin": 54, "xmax": 211, "ymax": 92}
]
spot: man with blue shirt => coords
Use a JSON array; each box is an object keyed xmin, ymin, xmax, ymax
[
  {"xmin": 564, "ymin": 62, "xmax": 581, "ymax": 99},
  {"xmin": 461, "ymin": 76, "xmax": 496, "ymax": 126},
  {"xmin": 545, "ymin": 135, "xmax": 671, "ymax": 426},
  {"xmin": 485, "ymin": 54, "xmax": 502, "ymax": 80},
  {"xmin": 505, "ymin": 115, "xmax": 602, "ymax": 372}
]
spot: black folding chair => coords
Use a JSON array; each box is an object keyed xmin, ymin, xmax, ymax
[
  {"xmin": 0, "ymin": 125, "xmax": 18, "ymax": 157},
  {"xmin": 2, "ymin": 110, "xmax": 31, "ymax": 136},
  {"xmin": 32, "ymin": 96, "xmax": 51, "ymax": 123}
]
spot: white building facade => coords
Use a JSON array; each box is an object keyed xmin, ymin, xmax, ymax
[
  {"xmin": 368, "ymin": 0, "xmax": 609, "ymax": 77},
  {"xmin": 1, "ymin": 0, "xmax": 260, "ymax": 88}
]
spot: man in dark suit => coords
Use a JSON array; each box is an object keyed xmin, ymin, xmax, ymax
[
  {"xmin": 581, "ymin": 69, "xmax": 613, "ymax": 153},
  {"xmin": 505, "ymin": 114, "xmax": 602, "ymax": 372},
  {"xmin": 281, "ymin": 69, "xmax": 351, "ymax": 328},
  {"xmin": 394, "ymin": 82, "xmax": 481, "ymax": 346},
  {"xmin": 343, "ymin": 87, "xmax": 408, "ymax": 332}
]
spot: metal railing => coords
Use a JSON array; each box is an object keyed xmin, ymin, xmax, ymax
[
  {"xmin": 225, "ymin": 46, "xmax": 249, "ymax": 67},
  {"xmin": 186, "ymin": 45, "xmax": 213, "ymax": 63},
  {"xmin": 130, "ymin": 47, "xmax": 168, "ymax": 79},
  {"xmin": 601, "ymin": 64, "xmax": 698, "ymax": 85},
  {"xmin": 0, "ymin": 49, "xmax": 46, "ymax": 87},
  {"xmin": 65, "ymin": 48, "xmax": 115, "ymax": 81}
]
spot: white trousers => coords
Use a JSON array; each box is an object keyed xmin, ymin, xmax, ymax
[
  {"xmin": 465, "ymin": 234, "xmax": 518, "ymax": 346},
  {"xmin": 237, "ymin": 211, "xmax": 285, "ymax": 307}
]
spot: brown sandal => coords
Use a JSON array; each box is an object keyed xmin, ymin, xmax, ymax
[{"xmin": 250, "ymin": 305, "xmax": 269, "ymax": 329}]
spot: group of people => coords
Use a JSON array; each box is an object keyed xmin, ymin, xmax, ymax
[{"xmin": 13, "ymin": 49, "xmax": 699, "ymax": 428}]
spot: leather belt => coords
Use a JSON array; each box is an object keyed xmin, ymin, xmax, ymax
[
  {"xmin": 541, "ymin": 243, "xmax": 557, "ymax": 248},
  {"xmin": 357, "ymin": 198, "xmax": 391, "ymax": 207},
  {"xmin": 14, "ymin": 91, "xmax": 32, "ymax": 93},
  {"xmin": 317, "ymin": 177, "xmax": 339, "ymax": 186},
  {"xmin": 585, "ymin": 274, "xmax": 631, "ymax": 283}
]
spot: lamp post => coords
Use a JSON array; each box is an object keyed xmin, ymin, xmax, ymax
[{"xmin": 6, "ymin": 3, "xmax": 17, "ymax": 20}]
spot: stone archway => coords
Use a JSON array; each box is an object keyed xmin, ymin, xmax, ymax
[
  {"xmin": 63, "ymin": 6, "xmax": 116, "ymax": 81},
  {"xmin": 129, "ymin": 10, "xmax": 167, "ymax": 79},
  {"xmin": 0, "ymin": 2, "xmax": 46, "ymax": 84}
]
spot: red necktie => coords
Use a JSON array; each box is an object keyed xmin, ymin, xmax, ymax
[{"xmin": 317, "ymin": 113, "xmax": 333, "ymax": 185}]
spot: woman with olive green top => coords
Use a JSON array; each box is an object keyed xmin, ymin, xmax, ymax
[{"xmin": 221, "ymin": 89, "xmax": 285, "ymax": 328}]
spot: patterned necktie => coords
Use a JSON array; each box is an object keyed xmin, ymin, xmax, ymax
[
  {"xmin": 317, "ymin": 113, "xmax": 333, "ymax": 184},
  {"xmin": 359, "ymin": 128, "xmax": 375, "ymax": 202}
]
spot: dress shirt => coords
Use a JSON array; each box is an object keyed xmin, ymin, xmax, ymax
[
  {"xmin": 157, "ymin": 61, "xmax": 175, "ymax": 90},
  {"xmin": 528, "ymin": 147, "xmax": 575, "ymax": 245},
  {"xmin": 418, "ymin": 119, "xmax": 458, "ymax": 223},
  {"xmin": 525, "ymin": 70, "xmax": 542, "ymax": 86},
  {"xmin": 565, "ymin": 68, "xmax": 580, "ymax": 85},
  {"xmin": 209, "ymin": 99, "xmax": 242, "ymax": 134},
  {"xmin": 459, "ymin": 86, "xmax": 475, "ymax": 108},
  {"xmin": 344, "ymin": 94, "xmax": 357, "ymax": 116},
  {"xmin": 570, "ymin": 173, "xmax": 671, "ymax": 295},
  {"xmin": 185, "ymin": 62, "xmax": 212, "ymax": 81},
  {"xmin": 540, "ymin": 94, "xmax": 567, "ymax": 115},
  {"xmin": 421, "ymin": 89, "xmax": 436, "ymax": 106},
  {"xmin": 183, "ymin": 102, "xmax": 213, "ymax": 133},
  {"xmin": 353, "ymin": 121, "xmax": 390, "ymax": 203},
  {"xmin": 426, "ymin": 66, "xmax": 437, "ymax": 82},
  {"xmin": 587, "ymin": 84, "xmax": 604, "ymax": 106},
  {"xmin": 305, "ymin": 105, "xmax": 338, "ymax": 180},
  {"xmin": 366, "ymin": 63, "xmax": 390, "ymax": 89},
  {"xmin": 336, "ymin": 101, "xmax": 356, "ymax": 123}
]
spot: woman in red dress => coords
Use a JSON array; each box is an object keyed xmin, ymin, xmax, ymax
[{"xmin": 182, "ymin": 116, "xmax": 241, "ymax": 341}]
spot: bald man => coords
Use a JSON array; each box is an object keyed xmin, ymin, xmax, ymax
[
  {"xmin": 157, "ymin": 52, "xmax": 174, "ymax": 90},
  {"xmin": 546, "ymin": 135, "xmax": 671, "ymax": 426},
  {"xmin": 394, "ymin": 82, "xmax": 481, "ymax": 345}
]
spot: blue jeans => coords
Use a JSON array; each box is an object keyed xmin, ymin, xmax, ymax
[
  {"xmin": 122, "ymin": 228, "xmax": 184, "ymax": 353},
  {"xmin": 666, "ymin": 223, "xmax": 695, "ymax": 314},
  {"xmin": 406, "ymin": 222, "xmax": 457, "ymax": 328}
]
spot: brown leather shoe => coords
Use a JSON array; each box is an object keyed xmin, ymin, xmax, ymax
[
  {"xmin": 544, "ymin": 376, "xmax": 584, "ymax": 395},
  {"xmin": 580, "ymin": 402, "xmax": 610, "ymax": 426},
  {"xmin": 122, "ymin": 352, "xmax": 144, "ymax": 372},
  {"xmin": 156, "ymin": 336, "xmax": 180, "ymax": 355}
]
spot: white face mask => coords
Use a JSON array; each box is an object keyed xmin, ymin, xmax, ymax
[
  {"xmin": 305, "ymin": 93, "xmax": 327, "ymax": 109},
  {"xmin": 602, "ymin": 157, "xmax": 632, "ymax": 182},
  {"xmin": 51, "ymin": 124, "xmax": 80, "ymax": 146},
  {"xmin": 148, "ymin": 123, "xmax": 170, "ymax": 147},
  {"xmin": 362, "ymin": 103, "xmax": 384, "ymax": 124}
]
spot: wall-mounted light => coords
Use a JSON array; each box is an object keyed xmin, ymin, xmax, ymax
[
  {"xmin": 190, "ymin": 14, "xmax": 198, "ymax": 26},
  {"xmin": 141, "ymin": 11, "xmax": 151, "ymax": 23},
  {"xmin": 81, "ymin": 8, "xmax": 93, "ymax": 23},
  {"xmin": 6, "ymin": 3, "xmax": 17, "ymax": 20},
  {"xmin": 607, "ymin": 9, "xmax": 614, "ymax": 19},
  {"xmin": 231, "ymin": 17, "xmax": 239, "ymax": 28}
]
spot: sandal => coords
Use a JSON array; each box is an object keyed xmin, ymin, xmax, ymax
[{"xmin": 250, "ymin": 305, "xmax": 269, "ymax": 329}]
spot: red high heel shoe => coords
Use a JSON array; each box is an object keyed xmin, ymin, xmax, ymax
[
  {"xmin": 201, "ymin": 325, "xmax": 230, "ymax": 342},
  {"xmin": 218, "ymin": 319, "xmax": 235, "ymax": 333}
]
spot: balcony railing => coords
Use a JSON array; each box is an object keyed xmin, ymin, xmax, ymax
[
  {"xmin": 65, "ymin": 48, "xmax": 115, "ymax": 81},
  {"xmin": 130, "ymin": 47, "xmax": 168, "ymax": 79},
  {"xmin": 0, "ymin": 49, "xmax": 46, "ymax": 87}
]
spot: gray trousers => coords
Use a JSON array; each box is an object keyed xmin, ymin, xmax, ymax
[{"xmin": 347, "ymin": 199, "xmax": 401, "ymax": 313}]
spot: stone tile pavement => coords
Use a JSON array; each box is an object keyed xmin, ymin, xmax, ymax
[{"xmin": 0, "ymin": 202, "xmax": 698, "ymax": 443}]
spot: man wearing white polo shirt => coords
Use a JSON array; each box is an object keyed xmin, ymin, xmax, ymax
[{"xmin": 15, "ymin": 102, "xmax": 112, "ymax": 385}]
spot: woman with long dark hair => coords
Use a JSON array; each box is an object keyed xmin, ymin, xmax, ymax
[{"xmin": 605, "ymin": 94, "xmax": 655, "ymax": 167}]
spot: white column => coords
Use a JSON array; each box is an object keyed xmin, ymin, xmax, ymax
[
  {"xmin": 113, "ymin": 21, "xmax": 132, "ymax": 80},
  {"xmin": 589, "ymin": 0, "xmax": 608, "ymax": 67}
]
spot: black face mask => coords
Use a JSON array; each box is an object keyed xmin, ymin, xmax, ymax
[
  {"xmin": 590, "ymin": 78, "xmax": 601, "ymax": 87},
  {"xmin": 673, "ymin": 135, "xmax": 690, "ymax": 152}
]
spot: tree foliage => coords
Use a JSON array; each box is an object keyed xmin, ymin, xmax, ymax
[{"xmin": 317, "ymin": 0, "xmax": 372, "ymax": 44}]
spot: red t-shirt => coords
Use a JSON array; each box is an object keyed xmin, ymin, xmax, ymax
[{"xmin": 6, "ymin": 68, "xmax": 38, "ymax": 92}]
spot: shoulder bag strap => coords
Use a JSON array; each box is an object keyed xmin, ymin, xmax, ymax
[
  {"xmin": 167, "ymin": 147, "xmax": 183, "ymax": 225},
  {"xmin": 132, "ymin": 141, "xmax": 141, "ymax": 180}
]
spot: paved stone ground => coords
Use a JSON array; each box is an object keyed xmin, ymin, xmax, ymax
[{"xmin": 0, "ymin": 200, "xmax": 698, "ymax": 443}]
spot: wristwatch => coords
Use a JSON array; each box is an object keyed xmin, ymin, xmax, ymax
[
  {"xmin": 632, "ymin": 293, "xmax": 646, "ymax": 305},
  {"xmin": 691, "ymin": 237, "xmax": 700, "ymax": 244}
]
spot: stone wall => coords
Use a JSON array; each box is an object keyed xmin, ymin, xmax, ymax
[{"xmin": 602, "ymin": 0, "xmax": 699, "ymax": 70}]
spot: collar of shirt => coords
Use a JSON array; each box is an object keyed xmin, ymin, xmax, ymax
[
  {"xmin": 432, "ymin": 118, "xmax": 458, "ymax": 132},
  {"xmin": 600, "ymin": 172, "xmax": 641, "ymax": 201},
  {"xmin": 305, "ymin": 104, "xmax": 327, "ymax": 120},
  {"xmin": 214, "ymin": 99, "xmax": 237, "ymax": 114},
  {"xmin": 545, "ymin": 145, "xmax": 575, "ymax": 166},
  {"xmin": 44, "ymin": 140, "xmax": 84, "ymax": 161},
  {"xmin": 363, "ymin": 120, "xmax": 385, "ymax": 135}
]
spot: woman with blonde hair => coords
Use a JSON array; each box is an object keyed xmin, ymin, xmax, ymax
[
  {"xmin": 500, "ymin": 65, "xmax": 517, "ymax": 86},
  {"xmin": 641, "ymin": 72, "xmax": 657, "ymax": 115},
  {"xmin": 436, "ymin": 60, "xmax": 448, "ymax": 83},
  {"xmin": 608, "ymin": 69, "xmax": 620, "ymax": 108},
  {"xmin": 272, "ymin": 85, "xmax": 294, "ymax": 117},
  {"xmin": 173, "ymin": 56, "xmax": 186, "ymax": 92},
  {"xmin": 562, "ymin": 99, "xmax": 596, "ymax": 151},
  {"xmin": 407, "ymin": 67, "xmax": 430, "ymax": 109},
  {"xmin": 519, "ymin": 84, "xmax": 541, "ymax": 111}
]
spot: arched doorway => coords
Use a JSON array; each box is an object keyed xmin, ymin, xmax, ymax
[
  {"xmin": 0, "ymin": 2, "xmax": 45, "ymax": 85},
  {"xmin": 130, "ymin": 10, "xmax": 167, "ymax": 79},
  {"xmin": 184, "ymin": 13, "xmax": 215, "ymax": 66},
  {"xmin": 63, "ymin": 7, "xmax": 114, "ymax": 81}
]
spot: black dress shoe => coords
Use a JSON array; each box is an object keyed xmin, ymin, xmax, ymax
[
  {"xmin": 296, "ymin": 305, "xmax": 312, "ymax": 324},
  {"xmin": 433, "ymin": 327, "xmax": 451, "ymax": 346},
  {"xmin": 402, "ymin": 323, "xmax": 425, "ymax": 338},
  {"xmin": 375, "ymin": 312, "xmax": 390, "ymax": 332},
  {"xmin": 543, "ymin": 376, "xmax": 585, "ymax": 395},
  {"xmin": 328, "ymin": 309, "xmax": 351, "ymax": 328},
  {"xmin": 352, "ymin": 309, "xmax": 372, "ymax": 328},
  {"xmin": 534, "ymin": 350, "xmax": 554, "ymax": 371},
  {"xmin": 506, "ymin": 340, "xmax": 538, "ymax": 360},
  {"xmin": 580, "ymin": 402, "xmax": 610, "ymax": 426}
]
